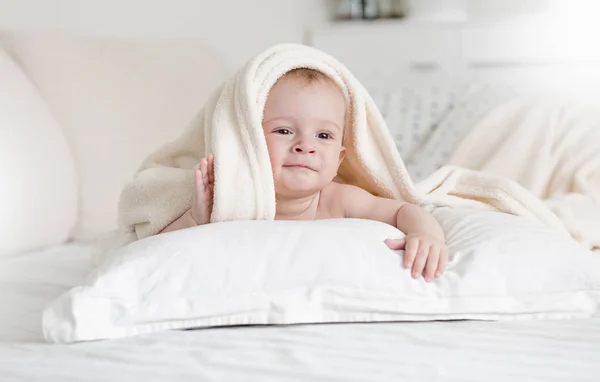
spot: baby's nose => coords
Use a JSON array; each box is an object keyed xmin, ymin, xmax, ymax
[{"xmin": 293, "ymin": 142, "xmax": 316, "ymax": 154}]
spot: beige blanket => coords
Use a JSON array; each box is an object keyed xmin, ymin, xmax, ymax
[
  {"xmin": 449, "ymin": 96, "xmax": 600, "ymax": 251},
  {"xmin": 117, "ymin": 44, "xmax": 570, "ymax": 244}
]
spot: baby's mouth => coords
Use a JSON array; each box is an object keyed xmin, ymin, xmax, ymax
[{"xmin": 283, "ymin": 164, "xmax": 316, "ymax": 171}]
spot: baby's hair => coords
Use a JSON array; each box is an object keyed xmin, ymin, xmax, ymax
[
  {"xmin": 280, "ymin": 68, "xmax": 349, "ymax": 143},
  {"xmin": 282, "ymin": 67, "xmax": 337, "ymax": 86}
]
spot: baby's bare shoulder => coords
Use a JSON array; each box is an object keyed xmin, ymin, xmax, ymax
[
  {"xmin": 320, "ymin": 183, "xmax": 375, "ymax": 215},
  {"xmin": 323, "ymin": 182, "xmax": 370, "ymax": 201},
  {"xmin": 324, "ymin": 183, "xmax": 405, "ymax": 224},
  {"xmin": 334, "ymin": 183, "xmax": 372, "ymax": 200}
]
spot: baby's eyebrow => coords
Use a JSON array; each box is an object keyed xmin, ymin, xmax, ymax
[
  {"xmin": 317, "ymin": 119, "xmax": 342, "ymax": 132},
  {"xmin": 263, "ymin": 116, "xmax": 295, "ymax": 125}
]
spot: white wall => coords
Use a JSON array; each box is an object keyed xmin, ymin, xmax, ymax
[
  {"xmin": 2, "ymin": 0, "xmax": 597, "ymax": 72},
  {"xmin": 0, "ymin": 0, "xmax": 329, "ymax": 71}
]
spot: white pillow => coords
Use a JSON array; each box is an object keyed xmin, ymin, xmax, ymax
[
  {"xmin": 7, "ymin": 32, "xmax": 230, "ymax": 240},
  {"xmin": 42, "ymin": 208, "xmax": 600, "ymax": 343},
  {"xmin": 0, "ymin": 49, "xmax": 78, "ymax": 256}
]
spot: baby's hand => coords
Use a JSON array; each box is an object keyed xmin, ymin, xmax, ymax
[
  {"xmin": 190, "ymin": 154, "xmax": 215, "ymax": 225},
  {"xmin": 385, "ymin": 233, "xmax": 448, "ymax": 282}
]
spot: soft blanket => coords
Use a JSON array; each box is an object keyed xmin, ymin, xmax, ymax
[
  {"xmin": 117, "ymin": 43, "xmax": 569, "ymax": 243},
  {"xmin": 449, "ymin": 96, "xmax": 600, "ymax": 251}
]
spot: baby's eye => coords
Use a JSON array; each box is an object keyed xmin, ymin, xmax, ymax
[
  {"xmin": 275, "ymin": 128, "xmax": 292, "ymax": 135},
  {"xmin": 317, "ymin": 132, "xmax": 331, "ymax": 140}
]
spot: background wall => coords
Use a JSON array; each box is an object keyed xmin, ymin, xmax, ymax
[
  {"xmin": 0, "ymin": 0, "xmax": 328, "ymax": 71},
  {"xmin": 1, "ymin": 0, "xmax": 599, "ymax": 71}
]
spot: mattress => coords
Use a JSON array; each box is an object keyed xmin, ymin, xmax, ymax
[{"xmin": 1, "ymin": 242, "xmax": 599, "ymax": 381}]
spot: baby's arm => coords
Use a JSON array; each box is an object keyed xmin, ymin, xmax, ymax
[
  {"xmin": 339, "ymin": 184, "xmax": 447, "ymax": 281},
  {"xmin": 160, "ymin": 209, "xmax": 199, "ymax": 233}
]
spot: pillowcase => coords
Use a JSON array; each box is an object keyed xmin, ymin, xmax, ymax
[
  {"xmin": 8, "ymin": 32, "xmax": 230, "ymax": 240},
  {"xmin": 0, "ymin": 48, "xmax": 78, "ymax": 256},
  {"xmin": 42, "ymin": 207, "xmax": 600, "ymax": 343}
]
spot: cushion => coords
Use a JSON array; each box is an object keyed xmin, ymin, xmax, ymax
[
  {"xmin": 0, "ymin": 34, "xmax": 14, "ymax": 57},
  {"xmin": 7, "ymin": 32, "xmax": 230, "ymax": 240},
  {"xmin": 42, "ymin": 207, "xmax": 600, "ymax": 343},
  {"xmin": 0, "ymin": 49, "xmax": 78, "ymax": 256}
]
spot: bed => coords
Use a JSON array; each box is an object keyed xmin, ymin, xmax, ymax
[
  {"xmin": 2, "ymin": 8, "xmax": 600, "ymax": 382},
  {"xmin": 2, "ymin": 243, "xmax": 599, "ymax": 381}
]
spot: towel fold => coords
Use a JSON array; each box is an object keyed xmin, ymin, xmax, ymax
[
  {"xmin": 449, "ymin": 96, "xmax": 600, "ymax": 251},
  {"xmin": 117, "ymin": 44, "xmax": 570, "ymax": 244}
]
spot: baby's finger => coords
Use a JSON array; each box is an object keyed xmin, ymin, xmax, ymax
[
  {"xmin": 199, "ymin": 158, "xmax": 209, "ymax": 188},
  {"xmin": 411, "ymin": 244, "xmax": 430, "ymax": 279},
  {"xmin": 208, "ymin": 154, "xmax": 215, "ymax": 185},
  {"xmin": 424, "ymin": 247, "xmax": 439, "ymax": 282},
  {"xmin": 384, "ymin": 238, "xmax": 405, "ymax": 250},
  {"xmin": 404, "ymin": 238, "xmax": 419, "ymax": 268},
  {"xmin": 193, "ymin": 169, "xmax": 202, "ymax": 199},
  {"xmin": 436, "ymin": 247, "xmax": 448, "ymax": 277}
]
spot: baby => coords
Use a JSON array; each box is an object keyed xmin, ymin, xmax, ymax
[{"xmin": 161, "ymin": 68, "xmax": 448, "ymax": 282}]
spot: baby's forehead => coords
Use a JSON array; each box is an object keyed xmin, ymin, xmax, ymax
[{"xmin": 278, "ymin": 68, "xmax": 346, "ymax": 94}]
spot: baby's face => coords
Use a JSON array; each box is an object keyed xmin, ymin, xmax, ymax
[{"xmin": 262, "ymin": 77, "xmax": 346, "ymax": 198}]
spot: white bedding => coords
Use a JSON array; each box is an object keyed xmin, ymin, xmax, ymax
[
  {"xmin": 0, "ymin": 242, "xmax": 94, "ymax": 342},
  {"xmin": 1, "ymin": 242, "xmax": 599, "ymax": 381},
  {"xmin": 371, "ymin": 81, "xmax": 521, "ymax": 183}
]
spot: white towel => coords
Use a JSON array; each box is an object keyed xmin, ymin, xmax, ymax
[
  {"xmin": 117, "ymin": 44, "xmax": 569, "ymax": 243},
  {"xmin": 449, "ymin": 96, "xmax": 600, "ymax": 251}
]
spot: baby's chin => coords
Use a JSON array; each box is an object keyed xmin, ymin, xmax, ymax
[{"xmin": 274, "ymin": 179, "xmax": 325, "ymax": 198}]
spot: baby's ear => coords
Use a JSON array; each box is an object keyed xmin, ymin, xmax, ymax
[{"xmin": 338, "ymin": 146, "xmax": 346, "ymax": 165}]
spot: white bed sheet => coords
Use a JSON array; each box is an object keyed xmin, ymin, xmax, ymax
[
  {"xmin": 0, "ymin": 242, "xmax": 95, "ymax": 342},
  {"xmin": 1, "ymin": 243, "xmax": 599, "ymax": 381}
]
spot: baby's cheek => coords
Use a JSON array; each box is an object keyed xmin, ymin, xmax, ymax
[
  {"xmin": 267, "ymin": 152, "xmax": 280, "ymax": 171},
  {"xmin": 266, "ymin": 153, "xmax": 282, "ymax": 180}
]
